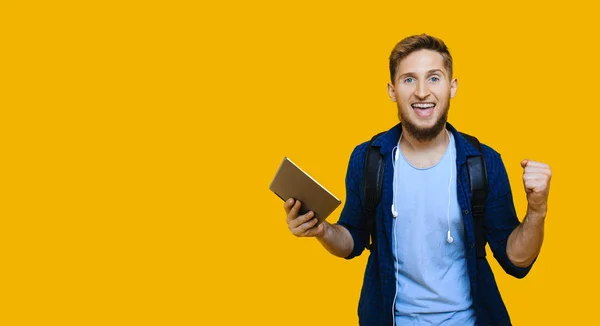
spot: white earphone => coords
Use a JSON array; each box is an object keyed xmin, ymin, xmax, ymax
[
  {"xmin": 391, "ymin": 146, "xmax": 400, "ymax": 218},
  {"xmin": 447, "ymin": 230, "xmax": 454, "ymax": 243},
  {"xmin": 445, "ymin": 130, "xmax": 454, "ymax": 244}
]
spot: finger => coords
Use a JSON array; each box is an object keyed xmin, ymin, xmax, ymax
[
  {"xmin": 523, "ymin": 177, "xmax": 551, "ymax": 191},
  {"xmin": 521, "ymin": 159, "xmax": 528, "ymax": 168},
  {"xmin": 523, "ymin": 177, "xmax": 550, "ymax": 191},
  {"xmin": 524, "ymin": 180, "xmax": 549, "ymax": 193},
  {"xmin": 286, "ymin": 200, "xmax": 302, "ymax": 222},
  {"xmin": 291, "ymin": 217, "xmax": 319, "ymax": 236},
  {"xmin": 289, "ymin": 211, "xmax": 315, "ymax": 229},
  {"xmin": 523, "ymin": 173, "xmax": 551, "ymax": 182},
  {"xmin": 523, "ymin": 167, "xmax": 552, "ymax": 175},
  {"xmin": 284, "ymin": 198, "xmax": 295, "ymax": 215},
  {"xmin": 303, "ymin": 222, "xmax": 325, "ymax": 237},
  {"xmin": 522, "ymin": 160, "xmax": 550, "ymax": 169}
]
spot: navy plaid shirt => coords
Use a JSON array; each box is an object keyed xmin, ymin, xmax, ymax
[{"xmin": 336, "ymin": 122, "xmax": 535, "ymax": 326}]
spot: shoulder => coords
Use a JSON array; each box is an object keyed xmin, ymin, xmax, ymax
[
  {"xmin": 346, "ymin": 140, "xmax": 370, "ymax": 178},
  {"xmin": 455, "ymin": 129, "xmax": 508, "ymax": 183},
  {"xmin": 480, "ymin": 143, "xmax": 501, "ymax": 162},
  {"xmin": 350, "ymin": 140, "xmax": 371, "ymax": 161},
  {"xmin": 479, "ymin": 142, "xmax": 506, "ymax": 176},
  {"xmin": 347, "ymin": 126, "xmax": 392, "ymax": 169},
  {"xmin": 455, "ymin": 129, "xmax": 503, "ymax": 170},
  {"xmin": 478, "ymin": 142, "xmax": 513, "ymax": 198},
  {"xmin": 345, "ymin": 127, "xmax": 390, "ymax": 180}
]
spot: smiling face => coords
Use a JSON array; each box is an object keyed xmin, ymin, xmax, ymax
[{"xmin": 387, "ymin": 49, "xmax": 458, "ymax": 142}]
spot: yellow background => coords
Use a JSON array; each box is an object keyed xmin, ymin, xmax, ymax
[{"xmin": 1, "ymin": 0, "xmax": 598, "ymax": 325}]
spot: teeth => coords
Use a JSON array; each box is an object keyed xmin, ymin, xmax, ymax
[{"xmin": 412, "ymin": 103, "xmax": 435, "ymax": 109}]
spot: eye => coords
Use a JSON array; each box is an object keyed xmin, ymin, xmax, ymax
[
  {"xmin": 429, "ymin": 76, "xmax": 440, "ymax": 82},
  {"xmin": 404, "ymin": 77, "xmax": 415, "ymax": 83}
]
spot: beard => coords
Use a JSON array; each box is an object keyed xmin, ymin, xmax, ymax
[{"xmin": 398, "ymin": 102, "xmax": 449, "ymax": 142}]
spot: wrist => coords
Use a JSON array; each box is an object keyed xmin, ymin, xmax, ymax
[
  {"xmin": 316, "ymin": 221, "xmax": 333, "ymax": 240},
  {"xmin": 526, "ymin": 205, "xmax": 547, "ymax": 224},
  {"xmin": 527, "ymin": 204, "xmax": 547, "ymax": 217}
]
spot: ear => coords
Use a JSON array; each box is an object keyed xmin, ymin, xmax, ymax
[
  {"xmin": 387, "ymin": 82, "xmax": 397, "ymax": 102},
  {"xmin": 450, "ymin": 78, "xmax": 458, "ymax": 98}
]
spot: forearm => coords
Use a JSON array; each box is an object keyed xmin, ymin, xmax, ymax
[
  {"xmin": 507, "ymin": 206, "xmax": 546, "ymax": 267},
  {"xmin": 316, "ymin": 222, "xmax": 354, "ymax": 258}
]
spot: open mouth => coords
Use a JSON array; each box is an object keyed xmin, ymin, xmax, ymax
[{"xmin": 411, "ymin": 102, "xmax": 436, "ymax": 117}]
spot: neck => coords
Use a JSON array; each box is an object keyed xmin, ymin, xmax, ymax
[{"xmin": 400, "ymin": 124, "xmax": 449, "ymax": 153}]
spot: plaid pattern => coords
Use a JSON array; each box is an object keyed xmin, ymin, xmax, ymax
[{"xmin": 336, "ymin": 122, "xmax": 535, "ymax": 326}]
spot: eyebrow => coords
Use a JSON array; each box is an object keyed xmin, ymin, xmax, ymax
[{"xmin": 398, "ymin": 69, "xmax": 447, "ymax": 80}]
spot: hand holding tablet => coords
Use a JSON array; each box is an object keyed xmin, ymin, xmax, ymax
[{"xmin": 270, "ymin": 157, "xmax": 341, "ymax": 233}]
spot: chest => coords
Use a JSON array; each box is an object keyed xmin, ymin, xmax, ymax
[{"xmin": 400, "ymin": 146, "xmax": 447, "ymax": 169}]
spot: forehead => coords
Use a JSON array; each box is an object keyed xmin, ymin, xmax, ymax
[{"xmin": 397, "ymin": 49, "xmax": 448, "ymax": 75}]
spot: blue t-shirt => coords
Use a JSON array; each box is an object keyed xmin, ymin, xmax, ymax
[{"xmin": 392, "ymin": 132, "xmax": 475, "ymax": 325}]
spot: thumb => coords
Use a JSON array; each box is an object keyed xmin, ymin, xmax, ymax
[
  {"xmin": 521, "ymin": 159, "xmax": 529, "ymax": 168},
  {"xmin": 316, "ymin": 222, "xmax": 327, "ymax": 236}
]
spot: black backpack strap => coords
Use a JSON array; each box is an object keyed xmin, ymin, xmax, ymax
[
  {"xmin": 460, "ymin": 132, "xmax": 489, "ymax": 259},
  {"xmin": 363, "ymin": 132, "xmax": 385, "ymax": 250}
]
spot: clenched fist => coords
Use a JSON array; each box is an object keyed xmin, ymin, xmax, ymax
[{"xmin": 521, "ymin": 159, "xmax": 552, "ymax": 215}]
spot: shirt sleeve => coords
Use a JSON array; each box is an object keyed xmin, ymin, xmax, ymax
[
  {"xmin": 335, "ymin": 143, "xmax": 369, "ymax": 260},
  {"xmin": 483, "ymin": 146, "xmax": 536, "ymax": 278}
]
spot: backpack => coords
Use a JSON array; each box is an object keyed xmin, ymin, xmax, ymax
[{"xmin": 362, "ymin": 131, "xmax": 488, "ymax": 259}]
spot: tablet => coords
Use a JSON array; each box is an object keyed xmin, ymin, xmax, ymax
[{"xmin": 269, "ymin": 157, "xmax": 341, "ymax": 225}]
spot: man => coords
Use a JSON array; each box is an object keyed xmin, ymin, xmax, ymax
[{"xmin": 283, "ymin": 34, "xmax": 551, "ymax": 326}]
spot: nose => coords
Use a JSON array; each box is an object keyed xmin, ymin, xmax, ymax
[{"xmin": 414, "ymin": 80, "xmax": 430, "ymax": 99}]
